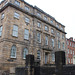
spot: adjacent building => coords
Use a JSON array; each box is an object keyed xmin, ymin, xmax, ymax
[
  {"xmin": 66, "ymin": 37, "xmax": 75, "ymax": 64},
  {"xmin": 0, "ymin": 0, "xmax": 66, "ymax": 74}
]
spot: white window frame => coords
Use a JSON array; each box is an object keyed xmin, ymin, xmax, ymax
[
  {"xmin": 52, "ymin": 39, "xmax": 54, "ymax": 47},
  {"xmin": 50, "ymin": 20, "xmax": 53, "ymax": 23},
  {"xmin": 37, "ymin": 22, "xmax": 41, "ymax": 28},
  {"xmin": 56, "ymin": 24, "xmax": 59, "ymax": 28},
  {"xmin": 58, "ymin": 41, "xmax": 60, "ymax": 49},
  {"xmin": 73, "ymin": 50, "xmax": 74, "ymax": 55},
  {"xmin": 15, "ymin": 0, "xmax": 20, "ymax": 6},
  {"xmin": 70, "ymin": 42, "xmax": 71, "ymax": 46},
  {"xmin": 37, "ymin": 12, "xmax": 41, "ymax": 17},
  {"xmin": 37, "ymin": 50, "xmax": 41, "ymax": 60},
  {"xmin": 24, "ymin": 29, "xmax": 29, "ymax": 40},
  {"xmin": 25, "ymin": 17, "xmax": 30, "ymax": 23},
  {"xmin": 12, "ymin": 25, "xmax": 18, "ymax": 37},
  {"xmin": 62, "ymin": 34, "xmax": 65, "ymax": 39},
  {"xmin": 25, "ymin": 6, "xmax": 30, "ymax": 11},
  {"xmin": 45, "ymin": 26, "xmax": 48, "ymax": 31},
  {"xmin": 52, "ymin": 53, "xmax": 55, "ymax": 61},
  {"xmin": 57, "ymin": 32, "xmax": 60, "ymax": 37},
  {"xmin": 0, "ymin": 26, "xmax": 3, "ymax": 36},
  {"xmin": 68, "ymin": 49, "xmax": 69, "ymax": 54},
  {"xmin": 70, "ymin": 50, "xmax": 72, "ymax": 54},
  {"xmin": 68, "ymin": 58, "xmax": 70, "ymax": 63},
  {"xmin": 61, "ymin": 27, "xmax": 64, "ymax": 31},
  {"xmin": 71, "ymin": 58, "xmax": 72, "ymax": 63},
  {"xmin": 51, "ymin": 29, "xmax": 54, "ymax": 34},
  {"xmin": 44, "ymin": 16, "xmax": 47, "ymax": 20},
  {"xmin": 45, "ymin": 36, "xmax": 48, "ymax": 45},
  {"xmin": 1, "ymin": 13, "xmax": 4, "ymax": 19},
  {"xmin": 11, "ymin": 45, "xmax": 16, "ymax": 58},
  {"xmin": 62, "ymin": 42, "xmax": 65, "ymax": 49},
  {"xmin": 37, "ymin": 32, "xmax": 41, "ymax": 43},
  {"xmin": 14, "ymin": 12, "xmax": 20, "ymax": 19},
  {"xmin": 67, "ymin": 41, "xmax": 69, "ymax": 45},
  {"xmin": 23, "ymin": 48, "xmax": 28, "ymax": 59}
]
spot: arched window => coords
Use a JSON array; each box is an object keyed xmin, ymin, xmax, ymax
[
  {"xmin": 11, "ymin": 45, "xmax": 16, "ymax": 58},
  {"xmin": 51, "ymin": 39, "xmax": 54, "ymax": 47},
  {"xmin": 37, "ymin": 50, "xmax": 41, "ymax": 60},
  {"xmin": 23, "ymin": 48, "xmax": 28, "ymax": 59}
]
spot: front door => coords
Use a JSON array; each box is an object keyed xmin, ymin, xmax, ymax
[{"xmin": 45, "ymin": 53, "xmax": 48, "ymax": 64}]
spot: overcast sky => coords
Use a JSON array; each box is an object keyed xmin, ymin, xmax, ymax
[{"xmin": 0, "ymin": 0, "xmax": 75, "ymax": 39}]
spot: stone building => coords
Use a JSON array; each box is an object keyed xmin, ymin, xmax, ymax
[
  {"xmin": 66, "ymin": 37, "xmax": 75, "ymax": 64},
  {"xmin": 0, "ymin": 0, "xmax": 66, "ymax": 74}
]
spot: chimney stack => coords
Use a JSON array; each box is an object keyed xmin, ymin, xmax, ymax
[{"xmin": 69, "ymin": 37, "xmax": 73, "ymax": 41}]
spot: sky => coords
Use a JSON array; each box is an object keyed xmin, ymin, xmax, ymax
[{"xmin": 0, "ymin": 0, "xmax": 75, "ymax": 39}]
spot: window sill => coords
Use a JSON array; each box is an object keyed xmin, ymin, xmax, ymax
[
  {"xmin": 45, "ymin": 30, "xmax": 49, "ymax": 32},
  {"xmin": 25, "ymin": 22, "xmax": 29, "ymax": 25},
  {"xmin": 37, "ymin": 42, "xmax": 41, "ymax": 44},
  {"xmin": 45, "ymin": 44, "xmax": 48, "ymax": 46},
  {"xmin": 10, "ymin": 57, "xmax": 17, "ymax": 59},
  {"xmin": 14, "ymin": 17, "xmax": 19, "ymax": 20},
  {"xmin": 24, "ymin": 39, "xmax": 29, "ymax": 41},
  {"xmin": 23, "ymin": 58, "xmax": 26, "ymax": 60},
  {"xmin": 12, "ymin": 35, "xmax": 18, "ymax": 38}
]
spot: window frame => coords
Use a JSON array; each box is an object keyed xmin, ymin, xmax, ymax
[
  {"xmin": 62, "ymin": 34, "xmax": 65, "ymax": 39},
  {"xmin": 44, "ymin": 16, "xmax": 47, "ymax": 20},
  {"xmin": 15, "ymin": 0, "xmax": 20, "ymax": 6},
  {"xmin": 12, "ymin": 25, "xmax": 18, "ymax": 37},
  {"xmin": 10, "ymin": 45, "xmax": 16, "ymax": 58},
  {"xmin": 68, "ymin": 49, "xmax": 69, "ymax": 54},
  {"xmin": 1, "ymin": 13, "xmax": 4, "ymax": 20},
  {"xmin": 51, "ymin": 28, "xmax": 54, "ymax": 34},
  {"xmin": 57, "ymin": 32, "xmax": 60, "ymax": 38},
  {"xmin": 51, "ymin": 39, "xmax": 54, "ymax": 48},
  {"xmin": 56, "ymin": 24, "xmax": 59, "ymax": 28},
  {"xmin": 25, "ymin": 6, "xmax": 30, "ymax": 11},
  {"xmin": 37, "ymin": 50, "xmax": 41, "ymax": 60},
  {"xmin": 37, "ymin": 12, "xmax": 41, "ymax": 17},
  {"xmin": 37, "ymin": 22, "xmax": 41, "ymax": 28},
  {"xmin": 14, "ymin": 12, "xmax": 20, "ymax": 19},
  {"xmin": 23, "ymin": 48, "xmax": 28, "ymax": 59},
  {"xmin": 45, "ymin": 36, "xmax": 48, "ymax": 45},
  {"xmin": 50, "ymin": 19, "xmax": 53, "ymax": 23},
  {"xmin": 45, "ymin": 25, "xmax": 48, "ymax": 31},
  {"xmin": 0, "ymin": 26, "xmax": 3, "ymax": 37},
  {"xmin": 52, "ymin": 53, "xmax": 55, "ymax": 61},
  {"xmin": 25, "ymin": 17, "xmax": 30, "ymax": 24},
  {"xmin": 37, "ymin": 32, "xmax": 41, "ymax": 43},
  {"xmin": 58, "ymin": 40, "xmax": 60, "ymax": 49},
  {"xmin": 73, "ymin": 50, "xmax": 74, "ymax": 55},
  {"xmin": 62, "ymin": 42, "xmax": 65, "ymax": 49},
  {"xmin": 61, "ymin": 27, "xmax": 64, "ymax": 31},
  {"xmin": 24, "ymin": 29, "xmax": 29, "ymax": 40}
]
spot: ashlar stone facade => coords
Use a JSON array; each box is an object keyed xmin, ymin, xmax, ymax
[{"xmin": 0, "ymin": 0, "xmax": 66, "ymax": 74}]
